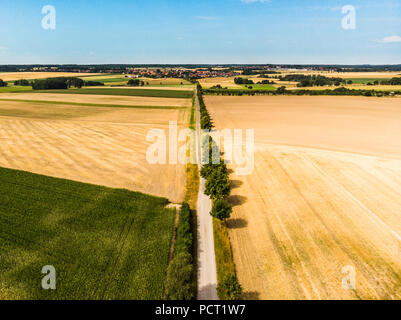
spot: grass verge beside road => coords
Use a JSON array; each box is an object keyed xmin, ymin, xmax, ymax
[{"xmin": 213, "ymin": 219, "xmax": 236, "ymax": 283}]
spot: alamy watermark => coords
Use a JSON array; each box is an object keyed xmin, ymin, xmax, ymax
[
  {"xmin": 42, "ymin": 5, "xmax": 56, "ymax": 30},
  {"xmin": 341, "ymin": 5, "xmax": 356, "ymax": 30},
  {"xmin": 41, "ymin": 265, "xmax": 56, "ymax": 290},
  {"xmin": 146, "ymin": 121, "xmax": 255, "ymax": 176},
  {"xmin": 341, "ymin": 265, "xmax": 356, "ymax": 290}
]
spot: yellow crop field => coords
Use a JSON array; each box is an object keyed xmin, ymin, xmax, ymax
[
  {"xmin": 0, "ymin": 92, "xmax": 191, "ymax": 108},
  {"xmin": 0, "ymin": 96, "xmax": 190, "ymax": 203},
  {"xmin": 206, "ymin": 95, "xmax": 401, "ymax": 300}
]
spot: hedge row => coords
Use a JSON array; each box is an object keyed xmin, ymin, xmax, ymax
[
  {"xmin": 202, "ymin": 86, "xmax": 401, "ymax": 97},
  {"xmin": 165, "ymin": 203, "xmax": 196, "ymax": 300},
  {"xmin": 197, "ymin": 84, "xmax": 213, "ymax": 130}
]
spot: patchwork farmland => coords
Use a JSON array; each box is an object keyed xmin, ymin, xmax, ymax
[
  {"xmin": 0, "ymin": 84, "xmax": 194, "ymax": 299},
  {"xmin": 0, "ymin": 90, "xmax": 191, "ymax": 202},
  {"xmin": 206, "ymin": 95, "xmax": 401, "ymax": 299}
]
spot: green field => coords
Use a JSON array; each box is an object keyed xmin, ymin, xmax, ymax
[
  {"xmin": 0, "ymin": 86, "xmax": 33, "ymax": 93},
  {"xmin": 0, "ymin": 167, "xmax": 175, "ymax": 300},
  {"xmin": 31, "ymin": 88, "xmax": 193, "ymax": 99},
  {"xmin": 81, "ymin": 77, "xmax": 128, "ymax": 84},
  {"xmin": 96, "ymin": 78, "xmax": 128, "ymax": 83},
  {"xmin": 240, "ymin": 84, "xmax": 277, "ymax": 91},
  {"xmin": 344, "ymin": 78, "xmax": 386, "ymax": 84}
]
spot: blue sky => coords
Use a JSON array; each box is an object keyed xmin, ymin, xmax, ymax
[{"xmin": 0, "ymin": 0, "xmax": 400, "ymax": 64}]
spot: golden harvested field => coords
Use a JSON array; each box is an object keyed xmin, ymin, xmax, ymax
[
  {"xmin": 199, "ymin": 77, "xmax": 243, "ymax": 89},
  {"xmin": 0, "ymin": 98, "xmax": 189, "ymax": 203},
  {"xmin": 140, "ymin": 77, "xmax": 192, "ymax": 85},
  {"xmin": 77, "ymin": 74, "xmax": 125, "ymax": 80},
  {"xmin": 206, "ymin": 95, "xmax": 401, "ymax": 300},
  {"xmin": 0, "ymin": 72, "xmax": 100, "ymax": 81},
  {"xmin": 0, "ymin": 93, "xmax": 191, "ymax": 108}
]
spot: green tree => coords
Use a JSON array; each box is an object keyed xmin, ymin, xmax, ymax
[
  {"xmin": 276, "ymin": 86, "xmax": 286, "ymax": 94},
  {"xmin": 201, "ymin": 162, "xmax": 227, "ymax": 180},
  {"xmin": 14, "ymin": 79, "xmax": 30, "ymax": 86},
  {"xmin": 0, "ymin": 79, "xmax": 8, "ymax": 87},
  {"xmin": 217, "ymin": 274, "xmax": 242, "ymax": 300},
  {"xmin": 210, "ymin": 198, "xmax": 232, "ymax": 221},
  {"xmin": 201, "ymin": 115, "xmax": 213, "ymax": 130},
  {"xmin": 127, "ymin": 79, "xmax": 140, "ymax": 86},
  {"xmin": 204, "ymin": 170, "xmax": 231, "ymax": 200}
]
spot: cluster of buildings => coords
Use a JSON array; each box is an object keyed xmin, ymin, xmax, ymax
[{"xmin": 126, "ymin": 68, "xmax": 240, "ymax": 79}]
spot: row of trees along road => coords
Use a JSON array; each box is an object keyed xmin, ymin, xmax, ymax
[{"xmin": 197, "ymin": 84, "xmax": 243, "ymax": 300}]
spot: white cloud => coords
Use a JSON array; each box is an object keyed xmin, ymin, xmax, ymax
[
  {"xmin": 379, "ymin": 35, "xmax": 401, "ymax": 43},
  {"xmin": 241, "ymin": 0, "xmax": 270, "ymax": 3}
]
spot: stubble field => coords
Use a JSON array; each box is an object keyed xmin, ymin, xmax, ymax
[
  {"xmin": 0, "ymin": 92, "xmax": 191, "ymax": 203},
  {"xmin": 0, "ymin": 92, "xmax": 191, "ymax": 108},
  {"xmin": 206, "ymin": 95, "xmax": 401, "ymax": 300}
]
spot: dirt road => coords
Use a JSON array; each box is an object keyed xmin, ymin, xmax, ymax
[{"xmin": 196, "ymin": 88, "xmax": 218, "ymax": 300}]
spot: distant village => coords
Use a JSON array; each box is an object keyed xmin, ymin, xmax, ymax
[
  {"xmin": 28, "ymin": 66, "xmax": 242, "ymax": 79},
  {"xmin": 3, "ymin": 64, "xmax": 400, "ymax": 77},
  {"xmin": 125, "ymin": 68, "xmax": 241, "ymax": 79}
]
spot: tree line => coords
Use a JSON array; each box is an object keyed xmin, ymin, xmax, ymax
[
  {"xmin": 17, "ymin": 77, "xmax": 105, "ymax": 90},
  {"xmin": 165, "ymin": 203, "xmax": 196, "ymax": 300},
  {"xmin": 197, "ymin": 84, "xmax": 243, "ymax": 300},
  {"xmin": 234, "ymin": 77, "xmax": 254, "ymax": 85},
  {"xmin": 202, "ymin": 86, "xmax": 401, "ymax": 97},
  {"xmin": 275, "ymin": 74, "xmax": 346, "ymax": 87},
  {"xmin": 127, "ymin": 79, "xmax": 146, "ymax": 86},
  {"xmin": 234, "ymin": 77, "xmax": 276, "ymax": 86},
  {"xmin": 380, "ymin": 77, "xmax": 401, "ymax": 85}
]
